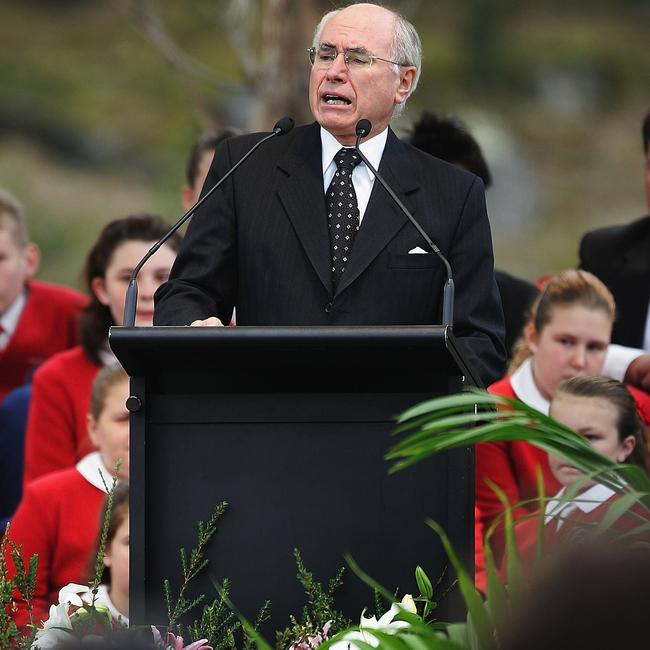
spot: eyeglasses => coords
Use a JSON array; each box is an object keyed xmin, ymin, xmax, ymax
[{"xmin": 307, "ymin": 44, "xmax": 404, "ymax": 70}]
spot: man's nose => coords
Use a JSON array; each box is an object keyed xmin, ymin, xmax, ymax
[{"xmin": 326, "ymin": 52, "xmax": 348, "ymax": 80}]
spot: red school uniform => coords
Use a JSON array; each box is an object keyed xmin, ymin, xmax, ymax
[
  {"xmin": 23, "ymin": 345, "xmax": 101, "ymax": 485},
  {"xmin": 0, "ymin": 280, "xmax": 87, "ymax": 402}
]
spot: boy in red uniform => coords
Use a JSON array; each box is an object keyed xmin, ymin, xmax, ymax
[{"xmin": 0, "ymin": 188, "xmax": 87, "ymax": 402}]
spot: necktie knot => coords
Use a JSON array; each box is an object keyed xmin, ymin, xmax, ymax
[{"xmin": 334, "ymin": 148, "xmax": 361, "ymax": 173}]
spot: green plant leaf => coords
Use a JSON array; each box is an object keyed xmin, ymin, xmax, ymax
[{"xmin": 426, "ymin": 520, "xmax": 496, "ymax": 650}]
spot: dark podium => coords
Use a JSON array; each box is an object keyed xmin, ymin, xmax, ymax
[{"xmin": 109, "ymin": 325, "xmax": 477, "ymax": 631}]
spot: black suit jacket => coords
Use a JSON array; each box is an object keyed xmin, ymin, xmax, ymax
[
  {"xmin": 155, "ymin": 123, "xmax": 505, "ymax": 385},
  {"xmin": 579, "ymin": 215, "xmax": 650, "ymax": 348}
]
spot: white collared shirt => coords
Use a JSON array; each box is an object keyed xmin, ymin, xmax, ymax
[
  {"xmin": 509, "ymin": 357, "xmax": 550, "ymax": 415},
  {"xmin": 0, "ymin": 289, "xmax": 27, "ymax": 349},
  {"xmin": 76, "ymin": 451, "xmax": 116, "ymax": 493},
  {"xmin": 545, "ymin": 483, "xmax": 617, "ymax": 531},
  {"xmin": 320, "ymin": 126, "xmax": 388, "ymax": 224}
]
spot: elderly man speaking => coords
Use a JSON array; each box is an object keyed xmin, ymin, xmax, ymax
[{"xmin": 154, "ymin": 2, "xmax": 505, "ymax": 385}]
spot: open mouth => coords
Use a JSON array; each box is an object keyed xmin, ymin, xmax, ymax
[{"xmin": 322, "ymin": 94, "xmax": 351, "ymax": 105}]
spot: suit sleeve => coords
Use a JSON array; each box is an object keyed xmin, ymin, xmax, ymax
[
  {"xmin": 154, "ymin": 140, "xmax": 238, "ymax": 326},
  {"xmin": 448, "ymin": 178, "xmax": 506, "ymax": 386}
]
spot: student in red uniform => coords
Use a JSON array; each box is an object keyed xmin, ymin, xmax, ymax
[
  {"xmin": 22, "ymin": 214, "xmax": 180, "ymax": 485},
  {"xmin": 7, "ymin": 363, "xmax": 129, "ymax": 628},
  {"xmin": 0, "ymin": 188, "xmax": 87, "ymax": 402},
  {"xmin": 476, "ymin": 269, "xmax": 650, "ymax": 567},
  {"xmin": 511, "ymin": 375, "xmax": 650, "ymax": 575}
]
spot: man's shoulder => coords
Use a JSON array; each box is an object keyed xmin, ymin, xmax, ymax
[{"xmin": 580, "ymin": 214, "xmax": 650, "ymax": 254}]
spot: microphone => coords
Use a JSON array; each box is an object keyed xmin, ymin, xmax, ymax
[
  {"xmin": 354, "ymin": 119, "xmax": 455, "ymax": 328},
  {"xmin": 122, "ymin": 117, "xmax": 295, "ymax": 327}
]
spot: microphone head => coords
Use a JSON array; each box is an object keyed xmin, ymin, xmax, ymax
[
  {"xmin": 355, "ymin": 119, "xmax": 372, "ymax": 138},
  {"xmin": 273, "ymin": 116, "xmax": 295, "ymax": 135}
]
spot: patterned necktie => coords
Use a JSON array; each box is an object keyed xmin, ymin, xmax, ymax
[{"xmin": 326, "ymin": 147, "xmax": 362, "ymax": 288}]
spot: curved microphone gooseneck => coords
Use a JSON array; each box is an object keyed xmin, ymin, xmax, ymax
[
  {"xmin": 353, "ymin": 118, "xmax": 455, "ymax": 328},
  {"xmin": 122, "ymin": 117, "xmax": 295, "ymax": 327}
]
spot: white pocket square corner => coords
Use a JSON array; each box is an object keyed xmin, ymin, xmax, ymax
[{"xmin": 408, "ymin": 246, "xmax": 428, "ymax": 254}]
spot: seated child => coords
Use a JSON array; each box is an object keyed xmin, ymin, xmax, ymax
[
  {"xmin": 0, "ymin": 188, "xmax": 86, "ymax": 402},
  {"xmin": 6, "ymin": 363, "xmax": 129, "ymax": 627},
  {"xmin": 511, "ymin": 375, "xmax": 650, "ymax": 575},
  {"xmin": 23, "ymin": 214, "xmax": 179, "ymax": 485},
  {"xmin": 90, "ymin": 481, "xmax": 129, "ymax": 625}
]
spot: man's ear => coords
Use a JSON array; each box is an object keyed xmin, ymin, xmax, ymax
[
  {"xmin": 394, "ymin": 66, "xmax": 417, "ymax": 105},
  {"xmin": 91, "ymin": 276, "xmax": 110, "ymax": 306},
  {"xmin": 23, "ymin": 242, "xmax": 41, "ymax": 278}
]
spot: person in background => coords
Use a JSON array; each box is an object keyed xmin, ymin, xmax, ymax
[
  {"xmin": 477, "ymin": 270, "xmax": 650, "ymax": 568},
  {"xmin": 0, "ymin": 188, "xmax": 87, "ymax": 402},
  {"xmin": 89, "ymin": 481, "xmax": 130, "ymax": 625},
  {"xmin": 407, "ymin": 112, "xmax": 537, "ymax": 359},
  {"xmin": 23, "ymin": 214, "xmax": 180, "ymax": 485},
  {"xmin": 579, "ymin": 109, "xmax": 650, "ymax": 391},
  {"xmin": 508, "ymin": 375, "xmax": 649, "ymax": 576},
  {"xmin": 6, "ymin": 363, "xmax": 129, "ymax": 628},
  {"xmin": 181, "ymin": 129, "xmax": 241, "ymax": 212}
]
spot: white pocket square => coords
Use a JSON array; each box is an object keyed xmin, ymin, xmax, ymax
[{"xmin": 408, "ymin": 246, "xmax": 428, "ymax": 254}]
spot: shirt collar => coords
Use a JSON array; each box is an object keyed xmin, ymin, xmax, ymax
[
  {"xmin": 0, "ymin": 288, "xmax": 28, "ymax": 337},
  {"xmin": 76, "ymin": 451, "xmax": 117, "ymax": 493},
  {"xmin": 510, "ymin": 357, "xmax": 550, "ymax": 415},
  {"xmin": 545, "ymin": 482, "xmax": 617, "ymax": 529},
  {"xmin": 320, "ymin": 126, "xmax": 388, "ymax": 183}
]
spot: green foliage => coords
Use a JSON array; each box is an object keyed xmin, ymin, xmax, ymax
[
  {"xmin": 90, "ymin": 462, "xmax": 122, "ymax": 600},
  {"xmin": 389, "ymin": 390, "xmax": 650, "ymax": 500},
  {"xmin": 185, "ymin": 577, "xmax": 270, "ymax": 650},
  {"xmin": 164, "ymin": 501, "xmax": 229, "ymax": 634},
  {"xmin": 275, "ymin": 549, "xmax": 351, "ymax": 650},
  {"xmin": 0, "ymin": 523, "xmax": 38, "ymax": 649}
]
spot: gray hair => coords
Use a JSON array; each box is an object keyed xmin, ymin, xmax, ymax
[{"xmin": 312, "ymin": 4, "xmax": 422, "ymax": 118}]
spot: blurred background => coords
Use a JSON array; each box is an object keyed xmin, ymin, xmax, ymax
[{"xmin": 1, "ymin": 0, "xmax": 648, "ymax": 288}]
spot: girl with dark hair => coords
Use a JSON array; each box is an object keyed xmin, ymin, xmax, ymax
[{"xmin": 23, "ymin": 214, "xmax": 180, "ymax": 484}]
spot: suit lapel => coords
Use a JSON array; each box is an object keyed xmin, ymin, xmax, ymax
[
  {"xmin": 276, "ymin": 123, "xmax": 333, "ymax": 296},
  {"xmin": 336, "ymin": 129, "xmax": 420, "ymax": 296}
]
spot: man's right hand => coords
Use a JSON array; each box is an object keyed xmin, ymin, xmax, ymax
[{"xmin": 190, "ymin": 317, "xmax": 224, "ymax": 327}]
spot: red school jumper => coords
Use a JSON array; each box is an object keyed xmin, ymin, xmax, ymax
[
  {"xmin": 6, "ymin": 453, "xmax": 109, "ymax": 627},
  {"xmin": 23, "ymin": 345, "xmax": 101, "ymax": 485},
  {"xmin": 0, "ymin": 280, "xmax": 87, "ymax": 402}
]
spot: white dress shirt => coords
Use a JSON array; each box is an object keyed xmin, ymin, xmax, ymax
[
  {"xmin": 0, "ymin": 289, "xmax": 27, "ymax": 349},
  {"xmin": 320, "ymin": 126, "xmax": 388, "ymax": 224}
]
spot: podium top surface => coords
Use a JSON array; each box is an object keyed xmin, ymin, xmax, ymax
[{"xmin": 109, "ymin": 325, "xmax": 479, "ymax": 391}]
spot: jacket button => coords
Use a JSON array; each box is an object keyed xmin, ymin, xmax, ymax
[{"xmin": 324, "ymin": 302, "xmax": 333, "ymax": 313}]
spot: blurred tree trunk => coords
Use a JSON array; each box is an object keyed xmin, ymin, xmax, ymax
[
  {"xmin": 114, "ymin": 0, "xmax": 330, "ymax": 131},
  {"xmin": 249, "ymin": 0, "xmax": 326, "ymax": 129}
]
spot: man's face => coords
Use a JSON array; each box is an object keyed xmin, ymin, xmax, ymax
[{"xmin": 309, "ymin": 4, "xmax": 416, "ymax": 145}]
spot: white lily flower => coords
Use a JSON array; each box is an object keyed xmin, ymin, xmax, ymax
[
  {"xmin": 400, "ymin": 594, "xmax": 417, "ymax": 614},
  {"xmin": 31, "ymin": 603, "xmax": 74, "ymax": 649},
  {"xmin": 58, "ymin": 583, "xmax": 93, "ymax": 607},
  {"xmin": 329, "ymin": 603, "xmax": 412, "ymax": 650}
]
